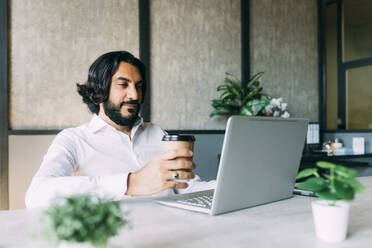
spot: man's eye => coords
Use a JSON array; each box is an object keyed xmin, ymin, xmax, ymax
[
  {"xmin": 136, "ymin": 84, "xmax": 143, "ymax": 89},
  {"xmin": 119, "ymin": 83, "xmax": 128, "ymax": 87}
]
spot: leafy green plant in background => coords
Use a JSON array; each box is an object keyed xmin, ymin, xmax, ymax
[
  {"xmin": 210, "ymin": 72, "xmax": 272, "ymax": 118},
  {"xmin": 42, "ymin": 194, "xmax": 128, "ymax": 247},
  {"xmin": 296, "ymin": 161, "xmax": 365, "ymax": 204}
]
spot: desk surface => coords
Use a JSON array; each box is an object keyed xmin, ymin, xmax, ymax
[{"xmin": 1, "ymin": 177, "xmax": 372, "ymax": 248}]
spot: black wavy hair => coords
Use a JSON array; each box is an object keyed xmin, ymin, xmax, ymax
[{"xmin": 77, "ymin": 51, "xmax": 146, "ymax": 114}]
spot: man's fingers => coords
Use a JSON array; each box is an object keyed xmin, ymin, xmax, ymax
[
  {"xmin": 165, "ymin": 181, "xmax": 188, "ymax": 189},
  {"xmin": 174, "ymin": 182, "xmax": 188, "ymax": 189},
  {"xmin": 161, "ymin": 149, "xmax": 193, "ymax": 160},
  {"xmin": 166, "ymin": 170, "xmax": 195, "ymax": 180},
  {"xmin": 166, "ymin": 159, "xmax": 196, "ymax": 171}
]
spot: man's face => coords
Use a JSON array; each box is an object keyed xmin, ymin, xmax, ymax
[{"xmin": 103, "ymin": 62, "xmax": 144, "ymax": 126}]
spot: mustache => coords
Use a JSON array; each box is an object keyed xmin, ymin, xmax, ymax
[{"xmin": 120, "ymin": 100, "xmax": 140, "ymax": 108}]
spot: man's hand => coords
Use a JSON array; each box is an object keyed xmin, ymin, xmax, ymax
[{"xmin": 126, "ymin": 149, "xmax": 196, "ymax": 196}]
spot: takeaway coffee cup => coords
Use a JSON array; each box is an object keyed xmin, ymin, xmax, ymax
[
  {"xmin": 162, "ymin": 134, "xmax": 195, "ymax": 154},
  {"xmin": 162, "ymin": 134, "xmax": 195, "ymax": 181}
]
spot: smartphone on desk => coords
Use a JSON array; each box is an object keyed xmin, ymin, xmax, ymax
[{"xmin": 293, "ymin": 188, "xmax": 317, "ymax": 197}]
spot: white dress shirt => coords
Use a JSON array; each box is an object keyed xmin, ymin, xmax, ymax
[{"xmin": 25, "ymin": 115, "xmax": 215, "ymax": 208}]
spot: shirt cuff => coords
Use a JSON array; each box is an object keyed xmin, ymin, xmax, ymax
[{"xmin": 98, "ymin": 173, "xmax": 130, "ymax": 200}]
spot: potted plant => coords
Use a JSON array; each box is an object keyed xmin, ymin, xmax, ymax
[
  {"xmin": 210, "ymin": 72, "xmax": 290, "ymax": 118},
  {"xmin": 296, "ymin": 161, "xmax": 365, "ymax": 242},
  {"xmin": 41, "ymin": 194, "xmax": 128, "ymax": 248}
]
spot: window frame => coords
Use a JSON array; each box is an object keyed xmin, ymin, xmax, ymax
[{"xmin": 319, "ymin": 0, "xmax": 372, "ymax": 132}]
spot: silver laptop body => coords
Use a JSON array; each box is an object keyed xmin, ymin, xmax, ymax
[{"xmin": 157, "ymin": 116, "xmax": 308, "ymax": 215}]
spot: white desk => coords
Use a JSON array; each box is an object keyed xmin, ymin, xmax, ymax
[{"xmin": 1, "ymin": 176, "xmax": 372, "ymax": 248}]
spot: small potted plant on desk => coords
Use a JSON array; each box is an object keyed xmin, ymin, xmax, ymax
[
  {"xmin": 296, "ymin": 161, "xmax": 365, "ymax": 242},
  {"xmin": 41, "ymin": 194, "xmax": 128, "ymax": 248}
]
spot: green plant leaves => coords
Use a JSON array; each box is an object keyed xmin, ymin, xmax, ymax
[
  {"xmin": 334, "ymin": 165, "xmax": 358, "ymax": 178},
  {"xmin": 211, "ymin": 99, "xmax": 239, "ymax": 108},
  {"xmin": 261, "ymin": 93, "xmax": 272, "ymax": 101},
  {"xmin": 316, "ymin": 189, "xmax": 339, "ymax": 201},
  {"xmin": 246, "ymin": 72, "xmax": 264, "ymax": 89},
  {"xmin": 210, "ymin": 72, "xmax": 272, "ymax": 118},
  {"xmin": 211, "ymin": 99, "xmax": 223, "ymax": 108},
  {"xmin": 242, "ymin": 87, "xmax": 263, "ymax": 103},
  {"xmin": 225, "ymin": 72, "xmax": 241, "ymax": 87},
  {"xmin": 297, "ymin": 177, "xmax": 327, "ymax": 192},
  {"xmin": 219, "ymin": 91, "xmax": 235, "ymax": 101},
  {"xmin": 210, "ymin": 107, "xmax": 233, "ymax": 117},
  {"xmin": 296, "ymin": 161, "xmax": 366, "ymax": 202},
  {"xmin": 245, "ymin": 99, "xmax": 268, "ymax": 107},
  {"xmin": 223, "ymin": 99, "xmax": 240, "ymax": 108},
  {"xmin": 316, "ymin": 161, "xmax": 336, "ymax": 169},
  {"xmin": 217, "ymin": 84, "xmax": 230, "ymax": 91},
  {"xmin": 225, "ymin": 72, "xmax": 243, "ymax": 98},
  {"xmin": 337, "ymin": 177, "xmax": 366, "ymax": 194},
  {"xmin": 43, "ymin": 194, "xmax": 127, "ymax": 246},
  {"xmin": 334, "ymin": 180, "xmax": 355, "ymax": 200},
  {"xmin": 230, "ymin": 86, "xmax": 243, "ymax": 98},
  {"xmin": 296, "ymin": 168, "xmax": 318, "ymax": 180},
  {"xmin": 239, "ymin": 106, "xmax": 253, "ymax": 116}
]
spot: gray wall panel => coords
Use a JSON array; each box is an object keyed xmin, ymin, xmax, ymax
[
  {"xmin": 250, "ymin": 0, "xmax": 319, "ymax": 121},
  {"xmin": 150, "ymin": 0, "xmax": 241, "ymax": 129},
  {"xmin": 10, "ymin": 0, "xmax": 139, "ymax": 129}
]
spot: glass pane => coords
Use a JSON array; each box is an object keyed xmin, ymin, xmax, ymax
[
  {"xmin": 346, "ymin": 65, "xmax": 372, "ymax": 129},
  {"xmin": 326, "ymin": 3, "xmax": 338, "ymax": 130},
  {"xmin": 343, "ymin": 0, "xmax": 372, "ymax": 62}
]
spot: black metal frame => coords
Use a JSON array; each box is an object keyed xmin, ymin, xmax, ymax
[
  {"xmin": 318, "ymin": 0, "xmax": 326, "ymax": 132},
  {"xmin": 0, "ymin": 0, "xmax": 9, "ymax": 210},
  {"xmin": 320, "ymin": 0, "xmax": 372, "ymax": 131},
  {"xmin": 139, "ymin": 0, "xmax": 151, "ymax": 122},
  {"xmin": 336, "ymin": 0, "xmax": 345, "ymax": 129},
  {"xmin": 241, "ymin": 0, "xmax": 250, "ymax": 86}
]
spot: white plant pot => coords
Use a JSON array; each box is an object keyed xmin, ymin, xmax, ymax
[{"xmin": 311, "ymin": 200, "xmax": 351, "ymax": 242}]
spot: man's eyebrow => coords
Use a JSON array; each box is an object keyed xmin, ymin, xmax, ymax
[
  {"xmin": 115, "ymin": 77, "xmax": 130, "ymax": 82},
  {"xmin": 115, "ymin": 77, "xmax": 143, "ymax": 84}
]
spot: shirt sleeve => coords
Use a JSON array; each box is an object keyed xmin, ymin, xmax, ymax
[
  {"xmin": 174, "ymin": 175, "xmax": 216, "ymax": 194},
  {"xmin": 25, "ymin": 130, "xmax": 130, "ymax": 208}
]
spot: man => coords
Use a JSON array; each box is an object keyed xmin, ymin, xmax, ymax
[{"xmin": 26, "ymin": 51, "xmax": 213, "ymax": 208}]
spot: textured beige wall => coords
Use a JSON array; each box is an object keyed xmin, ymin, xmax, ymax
[
  {"xmin": 10, "ymin": 0, "xmax": 139, "ymax": 129},
  {"xmin": 9, "ymin": 135, "xmax": 56, "ymax": 209},
  {"xmin": 150, "ymin": 0, "xmax": 241, "ymax": 130},
  {"xmin": 250, "ymin": 0, "xmax": 319, "ymax": 121}
]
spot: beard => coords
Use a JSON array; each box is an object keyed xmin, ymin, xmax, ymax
[{"xmin": 103, "ymin": 99, "xmax": 141, "ymax": 126}]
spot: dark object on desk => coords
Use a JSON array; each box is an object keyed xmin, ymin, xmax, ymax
[
  {"xmin": 293, "ymin": 188, "xmax": 317, "ymax": 197},
  {"xmin": 300, "ymin": 152, "xmax": 372, "ymax": 172}
]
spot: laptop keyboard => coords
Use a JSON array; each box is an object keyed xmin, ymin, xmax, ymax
[{"xmin": 175, "ymin": 191, "xmax": 214, "ymax": 209}]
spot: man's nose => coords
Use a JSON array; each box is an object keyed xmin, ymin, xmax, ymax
[{"xmin": 127, "ymin": 85, "xmax": 139, "ymax": 100}]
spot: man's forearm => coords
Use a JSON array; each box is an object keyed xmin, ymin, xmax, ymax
[
  {"xmin": 26, "ymin": 173, "xmax": 130, "ymax": 208},
  {"xmin": 126, "ymin": 172, "xmax": 141, "ymax": 196}
]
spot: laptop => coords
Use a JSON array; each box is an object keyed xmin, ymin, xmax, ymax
[{"xmin": 156, "ymin": 116, "xmax": 308, "ymax": 215}]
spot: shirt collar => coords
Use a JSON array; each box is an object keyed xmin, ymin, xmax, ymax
[{"xmin": 88, "ymin": 114, "xmax": 144, "ymax": 135}]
